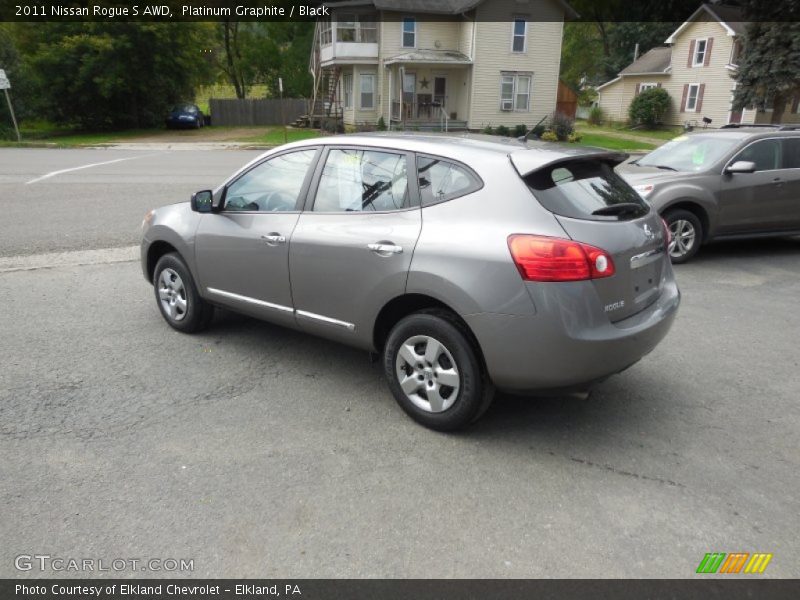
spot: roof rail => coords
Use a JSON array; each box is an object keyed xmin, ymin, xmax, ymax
[
  {"xmin": 720, "ymin": 123, "xmax": 779, "ymax": 129},
  {"xmin": 720, "ymin": 123, "xmax": 800, "ymax": 130}
]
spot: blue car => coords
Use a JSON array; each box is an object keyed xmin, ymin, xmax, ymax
[{"xmin": 165, "ymin": 104, "xmax": 204, "ymax": 129}]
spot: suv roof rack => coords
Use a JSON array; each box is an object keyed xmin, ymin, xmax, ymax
[{"xmin": 720, "ymin": 123, "xmax": 800, "ymax": 131}]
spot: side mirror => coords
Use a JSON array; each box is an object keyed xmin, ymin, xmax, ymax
[
  {"xmin": 190, "ymin": 190, "xmax": 213, "ymax": 213},
  {"xmin": 725, "ymin": 160, "xmax": 756, "ymax": 174}
]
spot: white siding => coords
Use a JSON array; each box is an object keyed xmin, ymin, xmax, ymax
[
  {"xmin": 664, "ymin": 17, "xmax": 737, "ymax": 126},
  {"xmin": 469, "ymin": 0, "xmax": 565, "ymax": 129}
]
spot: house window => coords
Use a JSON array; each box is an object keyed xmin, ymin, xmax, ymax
[
  {"xmin": 402, "ymin": 18, "xmax": 416, "ymax": 48},
  {"xmin": 639, "ymin": 82, "xmax": 658, "ymax": 92},
  {"xmin": 320, "ymin": 18, "xmax": 332, "ymax": 45},
  {"xmin": 500, "ymin": 73, "xmax": 532, "ymax": 111},
  {"xmin": 692, "ymin": 38, "xmax": 707, "ymax": 66},
  {"xmin": 512, "ymin": 18, "xmax": 527, "ymax": 52},
  {"xmin": 730, "ymin": 38, "xmax": 742, "ymax": 66},
  {"xmin": 686, "ymin": 83, "xmax": 700, "ymax": 111},
  {"xmin": 343, "ymin": 74, "xmax": 353, "ymax": 108},
  {"xmin": 360, "ymin": 74, "xmax": 375, "ymax": 109},
  {"xmin": 335, "ymin": 14, "xmax": 377, "ymax": 43},
  {"xmin": 338, "ymin": 14, "xmax": 356, "ymax": 41}
]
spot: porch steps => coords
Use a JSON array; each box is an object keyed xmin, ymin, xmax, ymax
[{"xmin": 397, "ymin": 120, "xmax": 468, "ymax": 132}]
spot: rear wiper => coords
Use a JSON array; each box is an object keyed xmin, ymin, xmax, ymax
[{"xmin": 592, "ymin": 203, "xmax": 643, "ymax": 216}]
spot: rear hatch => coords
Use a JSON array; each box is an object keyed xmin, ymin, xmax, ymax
[{"xmin": 511, "ymin": 150, "xmax": 668, "ymax": 323}]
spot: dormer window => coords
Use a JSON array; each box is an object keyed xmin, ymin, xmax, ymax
[{"xmin": 402, "ymin": 17, "xmax": 416, "ymax": 48}]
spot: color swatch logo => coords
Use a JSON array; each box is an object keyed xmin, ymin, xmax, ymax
[{"xmin": 696, "ymin": 552, "xmax": 773, "ymax": 574}]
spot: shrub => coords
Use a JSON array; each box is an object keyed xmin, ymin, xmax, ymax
[
  {"xmin": 482, "ymin": 124, "xmax": 494, "ymax": 135},
  {"xmin": 513, "ymin": 124, "xmax": 528, "ymax": 137},
  {"xmin": 548, "ymin": 112, "xmax": 575, "ymax": 141},
  {"xmin": 567, "ymin": 132, "xmax": 583, "ymax": 143},
  {"xmin": 628, "ymin": 87, "xmax": 670, "ymax": 128},
  {"xmin": 531, "ymin": 123, "xmax": 546, "ymax": 138},
  {"xmin": 588, "ymin": 106, "xmax": 604, "ymax": 125},
  {"xmin": 495, "ymin": 125, "xmax": 510, "ymax": 137},
  {"xmin": 376, "ymin": 116, "xmax": 386, "ymax": 131},
  {"xmin": 540, "ymin": 130, "xmax": 559, "ymax": 142}
]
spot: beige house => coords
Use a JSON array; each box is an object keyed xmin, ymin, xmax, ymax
[
  {"xmin": 596, "ymin": 3, "xmax": 800, "ymax": 127},
  {"xmin": 309, "ymin": 0, "xmax": 577, "ymax": 131}
]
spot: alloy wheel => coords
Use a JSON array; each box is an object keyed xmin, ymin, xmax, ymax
[{"xmin": 668, "ymin": 219, "xmax": 696, "ymax": 259}]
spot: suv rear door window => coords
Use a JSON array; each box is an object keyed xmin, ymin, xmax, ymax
[
  {"xmin": 525, "ymin": 159, "xmax": 649, "ymax": 221},
  {"xmin": 313, "ymin": 149, "xmax": 410, "ymax": 212},
  {"xmin": 782, "ymin": 138, "xmax": 800, "ymax": 169}
]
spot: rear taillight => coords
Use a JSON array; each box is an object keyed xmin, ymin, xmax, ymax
[
  {"xmin": 507, "ymin": 235, "xmax": 616, "ymax": 282},
  {"xmin": 661, "ymin": 217, "xmax": 671, "ymax": 250}
]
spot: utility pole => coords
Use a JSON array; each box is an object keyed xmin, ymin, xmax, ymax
[
  {"xmin": 279, "ymin": 76, "xmax": 287, "ymax": 144},
  {"xmin": 0, "ymin": 69, "xmax": 20, "ymax": 142}
]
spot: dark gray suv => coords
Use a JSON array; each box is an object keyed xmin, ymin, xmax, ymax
[
  {"xmin": 619, "ymin": 126, "xmax": 800, "ymax": 263},
  {"xmin": 141, "ymin": 134, "xmax": 680, "ymax": 430}
]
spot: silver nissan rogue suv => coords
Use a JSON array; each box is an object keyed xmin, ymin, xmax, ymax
[{"xmin": 141, "ymin": 133, "xmax": 680, "ymax": 430}]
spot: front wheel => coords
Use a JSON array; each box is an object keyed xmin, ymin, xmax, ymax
[
  {"xmin": 664, "ymin": 209, "xmax": 703, "ymax": 263},
  {"xmin": 383, "ymin": 310, "xmax": 494, "ymax": 431},
  {"xmin": 153, "ymin": 253, "xmax": 214, "ymax": 333}
]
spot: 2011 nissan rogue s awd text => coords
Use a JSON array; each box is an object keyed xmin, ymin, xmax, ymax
[{"xmin": 141, "ymin": 133, "xmax": 680, "ymax": 430}]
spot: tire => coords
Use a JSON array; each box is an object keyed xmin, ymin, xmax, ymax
[
  {"xmin": 664, "ymin": 208, "xmax": 703, "ymax": 264},
  {"xmin": 152, "ymin": 252, "xmax": 214, "ymax": 333},
  {"xmin": 383, "ymin": 309, "xmax": 494, "ymax": 431}
]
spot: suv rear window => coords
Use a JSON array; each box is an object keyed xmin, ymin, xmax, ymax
[{"xmin": 524, "ymin": 159, "xmax": 649, "ymax": 221}]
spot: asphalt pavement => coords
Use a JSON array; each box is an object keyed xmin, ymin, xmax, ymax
[{"xmin": 0, "ymin": 147, "xmax": 798, "ymax": 578}]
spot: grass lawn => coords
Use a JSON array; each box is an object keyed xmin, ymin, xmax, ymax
[
  {"xmin": 575, "ymin": 120, "xmax": 682, "ymax": 141},
  {"xmin": 577, "ymin": 133, "xmax": 657, "ymax": 152},
  {"xmin": 237, "ymin": 128, "xmax": 323, "ymax": 145}
]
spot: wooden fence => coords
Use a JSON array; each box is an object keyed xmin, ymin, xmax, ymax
[{"xmin": 209, "ymin": 98, "xmax": 307, "ymax": 126}]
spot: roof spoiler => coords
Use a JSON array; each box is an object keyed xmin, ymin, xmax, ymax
[{"xmin": 509, "ymin": 148, "xmax": 630, "ymax": 177}]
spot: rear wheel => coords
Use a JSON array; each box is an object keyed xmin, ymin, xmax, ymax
[
  {"xmin": 153, "ymin": 253, "xmax": 214, "ymax": 333},
  {"xmin": 664, "ymin": 209, "xmax": 702, "ymax": 263},
  {"xmin": 383, "ymin": 310, "xmax": 493, "ymax": 431}
]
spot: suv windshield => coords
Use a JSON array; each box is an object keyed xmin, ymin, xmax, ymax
[
  {"xmin": 637, "ymin": 134, "xmax": 740, "ymax": 172},
  {"xmin": 525, "ymin": 159, "xmax": 649, "ymax": 221}
]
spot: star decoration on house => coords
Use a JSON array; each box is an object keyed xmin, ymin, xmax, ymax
[{"xmin": 419, "ymin": 78, "xmax": 429, "ymax": 89}]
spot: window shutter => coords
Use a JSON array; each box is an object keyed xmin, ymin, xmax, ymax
[
  {"xmin": 680, "ymin": 84, "xmax": 689, "ymax": 112},
  {"xmin": 792, "ymin": 96, "xmax": 800, "ymax": 113},
  {"xmin": 635, "ymin": 83, "xmax": 641, "ymax": 95},
  {"xmin": 656, "ymin": 82, "xmax": 662, "ymax": 87},
  {"xmin": 704, "ymin": 37, "xmax": 714, "ymax": 66},
  {"xmin": 687, "ymin": 40, "xmax": 696, "ymax": 67},
  {"xmin": 696, "ymin": 83, "xmax": 705, "ymax": 112}
]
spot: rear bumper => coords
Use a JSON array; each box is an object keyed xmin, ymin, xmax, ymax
[{"xmin": 464, "ymin": 277, "xmax": 680, "ymax": 392}]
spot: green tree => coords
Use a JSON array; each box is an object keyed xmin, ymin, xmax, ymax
[
  {"xmin": 17, "ymin": 22, "xmax": 214, "ymax": 129},
  {"xmin": 733, "ymin": 1, "xmax": 800, "ymax": 123}
]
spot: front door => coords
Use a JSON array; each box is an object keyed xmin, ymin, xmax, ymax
[
  {"xmin": 716, "ymin": 138, "xmax": 788, "ymax": 233},
  {"xmin": 434, "ymin": 76, "xmax": 447, "ymax": 110},
  {"xmin": 195, "ymin": 148, "xmax": 319, "ymax": 326},
  {"xmin": 289, "ymin": 147, "xmax": 421, "ymax": 346},
  {"xmin": 403, "ymin": 73, "xmax": 416, "ymax": 119}
]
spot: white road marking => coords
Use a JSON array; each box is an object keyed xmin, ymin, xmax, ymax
[
  {"xmin": 0, "ymin": 245, "xmax": 139, "ymax": 273},
  {"xmin": 25, "ymin": 154, "xmax": 157, "ymax": 185}
]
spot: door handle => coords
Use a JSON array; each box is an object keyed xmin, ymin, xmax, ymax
[
  {"xmin": 367, "ymin": 243, "xmax": 403, "ymax": 255},
  {"xmin": 261, "ymin": 233, "xmax": 286, "ymax": 245}
]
